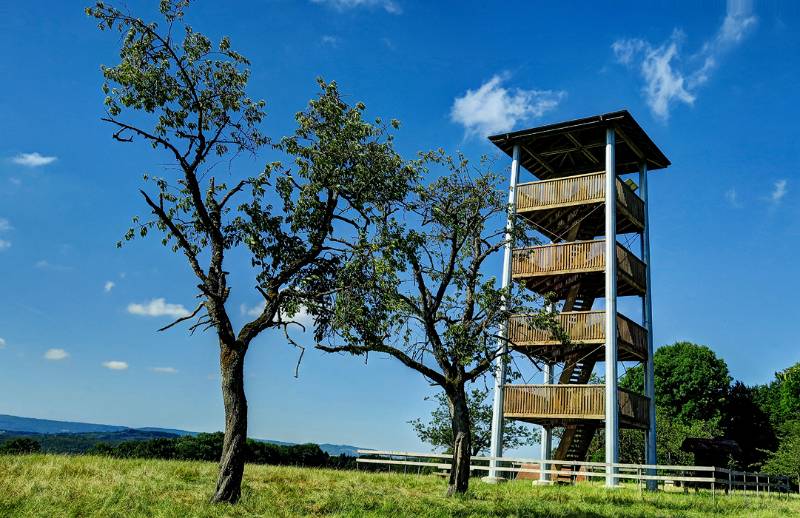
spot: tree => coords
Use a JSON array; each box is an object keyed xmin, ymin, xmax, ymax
[
  {"xmin": 88, "ymin": 1, "xmax": 412, "ymax": 503},
  {"xmin": 721, "ymin": 381, "xmax": 777, "ymax": 470},
  {"xmin": 409, "ymin": 385, "xmax": 538, "ymax": 456},
  {"xmin": 316, "ymin": 153, "xmax": 555, "ymax": 495},
  {"xmin": 754, "ymin": 362, "xmax": 800, "ymax": 429},
  {"xmin": 763, "ymin": 420, "xmax": 800, "ymax": 487},
  {"xmin": 0, "ymin": 438, "xmax": 41, "ymax": 455},
  {"xmin": 620, "ymin": 341, "xmax": 731, "ymax": 423}
]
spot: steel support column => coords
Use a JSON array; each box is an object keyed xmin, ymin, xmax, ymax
[
  {"xmin": 485, "ymin": 143, "xmax": 521, "ymax": 481},
  {"xmin": 539, "ymin": 362, "xmax": 554, "ymax": 483},
  {"xmin": 639, "ymin": 161, "xmax": 657, "ymax": 490},
  {"xmin": 604, "ymin": 127, "xmax": 619, "ymax": 487}
]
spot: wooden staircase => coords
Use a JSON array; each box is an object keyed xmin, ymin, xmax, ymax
[{"xmin": 552, "ymin": 287, "xmax": 598, "ymax": 481}]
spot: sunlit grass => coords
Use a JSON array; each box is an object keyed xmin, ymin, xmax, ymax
[{"xmin": 1, "ymin": 454, "xmax": 797, "ymax": 517}]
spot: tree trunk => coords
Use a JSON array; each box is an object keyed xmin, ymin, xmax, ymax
[
  {"xmin": 446, "ymin": 387, "xmax": 472, "ymax": 496},
  {"xmin": 211, "ymin": 342, "xmax": 248, "ymax": 504}
]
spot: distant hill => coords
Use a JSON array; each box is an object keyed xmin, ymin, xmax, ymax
[
  {"xmin": 0, "ymin": 414, "xmax": 131, "ymax": 434},
  {"xmin": 0, "ymin": 414, "xmax": 362, "ymax": 457}
]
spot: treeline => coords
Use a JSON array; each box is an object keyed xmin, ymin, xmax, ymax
[
  {"xmin": 588, "ymin": 341, "xmax": 799, "ymax": 479},
  {"xmin": 0, "ymin": 433, "xmax": 357, "ymax": 470}
]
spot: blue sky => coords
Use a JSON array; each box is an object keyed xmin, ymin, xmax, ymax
[{"xmin": 1, "ymin": 0, "xmax": 798, "ymax": 453}]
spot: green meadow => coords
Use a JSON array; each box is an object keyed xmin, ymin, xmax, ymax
[{"xmin": 1, "ymin": 454, "xmax": 798, "ymax": 517}]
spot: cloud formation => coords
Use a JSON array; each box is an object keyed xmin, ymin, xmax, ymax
[
  {"xmin": 150, "ymin": 366, "xmax": 178, "ymax": 374},
  {"xmin": 451, "ymin": 73, "xmax": 564, "ymax": 137},
  {"xmin": 127, "ymin": 298, "xmax": 190, "ymax": 318},
  {"xmin": 102, "ymin": 360, "xmax": 129, "ymax": 371},
  {"xmin": 321, "ymin": 35, "xmax": 339, "ymax": 47},
  {"xmin": 241, "ymin": 301, "xmax": 314, "ymax": 328},
  {"xmin": 0, "ymin": 218, "xmax": 11, "ymax": 251},
  {"xmin": 770, "ymin": 180, "xmax": 787, "ymax": 204},
  {"xmin": 44, "ymin": 348, "xmax": 69, "ymax": 361},
  {"xmin": 0, "ymin": 338, "xmax": 6, "ymax": 349},
  {"xmin": 310, "ymin": 0, "xmax": 401, "ymax": 15},
  {"xmin": 12, "ymin": 152, "xmax": 58, "ymax": 167},
  {"xmin": 724, "ymin": 188, "xmax": 742, "ymax": 208},
  {"xmin": 104, "ymin": 281, "xmax": 115, "ymax": 293},
  {"xmin": 612, "ymin": 0, "xmax": 756, "ymax": 119},
  {"xmin": 34, "ymin": 260, "xmax": 70, "ymax": 271}
]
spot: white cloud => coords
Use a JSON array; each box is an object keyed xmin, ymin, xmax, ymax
[
  {"xmin": 311, "ymin": 0, "xmax": 401, "ymax": 14},
  {"xmin": 0, "ymin": 338, "xmax": 6, "ymax": 349},
  {"xmin": 44, "ymin": 348, "xmax": 69, "ymax": 361},
  {"xmin": 450, "ymin": 73, "xmax": 565, "ymax": 137},
  {"xmin": 241, "ymin": 300, "xmax": 266, "ymax": 317},
  {"xmin": 241, "ymin": 301, "xmax": 314, "ymax": 328},
  {"xmin": 12, "ymin": 152, "xmax": 58, "ymax": 167},
  {"xmin": 770, "ymin": 180, "xmax": 787, "ymax": 203},
  {"xmin": 102, "ymin": 360, "xmax": 129, "ymax": 371},
  {"xmin": 612, "ymin": 0, "xmax": 756, "ymax": 119},
  {"xmin": 321, "ymin": 35, "xmax": 339, "ymax": 47},
  {"xmin": 34, "ymin": 260, "xmax": 70, "ymax": 271},
  {"xmin": 724, "ymin": 188, "xmax": 742, "ymax": 208},
  {"xmin": 104, "ymin": 281, "xmax": 115, "ymax": 293},
  {"xmin": 150, "ymin": 366, "xmax": 178, "ymax": 374},
  {"xmin": 127, "ymin": 298, "xmax": 190, "ymax": 318},
  {"xmin": 0, "ymin": 219, "xmax": 11, "ymax": 251}
]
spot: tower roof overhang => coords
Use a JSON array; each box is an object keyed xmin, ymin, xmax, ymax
[{"xmin": 488, "ymin": 110, "xmax": 670, "ymax": 180}]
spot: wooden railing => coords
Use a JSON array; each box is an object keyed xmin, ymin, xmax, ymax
[
  {"xmin": 617, "ymin": 245, "xmax": 646, "ymax": 286},
  {"xmin": 508, "ymin": 311, "xmax": 604, "ymax": 345},
  {"xmin": 516, "ymin": 172, "xmax": 605, "ymax": 211},
  {"xmin": 503, "ymin": 384, "xmax": 650, "ymax": 426},
  {"xmin": 504, "ymin": 384, "xmax": 605, "ymax": 419},
  {"xmin": 516, "ymin": 171, "xmax": 644, "ymax": 225},
  {"xmin": 508, "ymin": 311, "xmax": 647, "ymax": 358},
  {"xmin": 617, "ymin": 313, "xmax": 648, "ymax": 357},
  {"xmin": 512, "ymin": 240, "xmax": 604, "ymax": 276},
  {"xmin": 512, "ymin": 240, "xmax": 646, "ymax": 288},
  {"xmin": 619, "ymin": 387, "xmax": 650, "ymax": 424}
]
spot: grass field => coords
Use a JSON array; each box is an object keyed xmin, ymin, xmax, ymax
[{"xmin": 1, "ymin": 454, "xmax": 798, "ymax": 517}]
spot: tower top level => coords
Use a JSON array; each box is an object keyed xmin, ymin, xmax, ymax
[{"xmin": 488, "ymin": 110, "xmax": 670, "ymax": 180}]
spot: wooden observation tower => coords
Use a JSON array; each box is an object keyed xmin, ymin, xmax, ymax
[{"xmin": 485, "ymin": 111, "xmax": 670, "ymax": 487}]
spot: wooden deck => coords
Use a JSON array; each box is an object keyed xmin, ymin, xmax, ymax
[
  {"xmin": 503, "ymin": 384, "xmax": 649, "ymax": 429},
  {"xmin": 511, "ymin": 240, "xmax": 646, "ymax": 298},
  {"xmin": 508, "ymin": 311, "xmax": 647, "ymax": 362},
  {"xmin": 515, "ymin": 172, "xmax": 645, "ymax": 242}
]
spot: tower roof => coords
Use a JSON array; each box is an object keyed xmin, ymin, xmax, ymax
[{"xmin": 488, "ymin": 110, "xmax": 670, "ymax": 180}]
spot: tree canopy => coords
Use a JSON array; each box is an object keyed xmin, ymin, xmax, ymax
[
  {"xmin": 621, "ymin": 341, "xmax": 731, "ymax": 423},
  {"xmin": 88, "ymin": 0, "xmax": 414, "ymax": 503},
  {"xmin": 317, "ymin": 152, "xmax": 555, "ymax": 495}
]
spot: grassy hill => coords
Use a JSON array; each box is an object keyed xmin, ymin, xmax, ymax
[{"xmin": 1, "ymin": 454, "xmax": 798, "ymax": 517}]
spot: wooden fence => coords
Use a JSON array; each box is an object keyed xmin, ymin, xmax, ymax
[{"xmin": 355, "ymin": 450, "xmax": 796, "ymax": 496}]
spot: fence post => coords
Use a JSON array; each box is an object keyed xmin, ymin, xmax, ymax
[
  {"xmin": 638, "ymin": 467, "xmax": 642, "ymax": 495},
  {"xmin": 728, "ymin": 470, "xmax": 732, "ymax": 495}
]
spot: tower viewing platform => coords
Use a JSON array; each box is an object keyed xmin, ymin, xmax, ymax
[{"xmin": 485, "ymin": 111, "xmax": 669, "ymax": 487}]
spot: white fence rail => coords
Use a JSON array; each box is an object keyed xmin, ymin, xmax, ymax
[{"xmin": 356, "ymin": 450, "xmax": 795, "ymax": 495}]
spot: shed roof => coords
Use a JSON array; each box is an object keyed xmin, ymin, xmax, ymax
[{"xmin": 488, "ymin": 110, "xmax": 670, "ymax": 180}]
